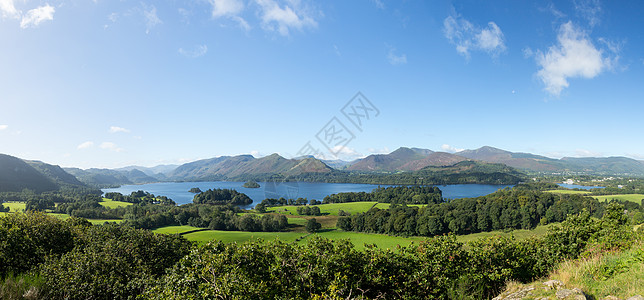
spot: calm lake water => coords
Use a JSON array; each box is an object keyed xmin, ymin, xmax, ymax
[{"xmin": 102, "ymin": 182, "xmax": 512, "ymax": 208}]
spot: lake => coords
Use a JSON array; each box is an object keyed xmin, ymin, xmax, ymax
[{"xmin": 102, "ymin": 181, "xmax": 512, "ymax": 208}]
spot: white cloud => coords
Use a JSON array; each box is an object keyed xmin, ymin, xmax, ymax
[
  {"xmin": 100, "ymin": 142, "xmax": 124, "ymax": 152},
  {"xmin": 77, "ymin": 141, "xmax": 94, "ymax": 150},
  {"xmin": 211, "ymin": 0, "xmax": 244, "ymax": 18},
  {"xmin": 179, "ymin": 45, "xmax": 208, "ymax": 58},
  {"xmin": 143, "ymin": 4, "xmax": 161, "ymax": 34},
  {"xmin": 0, "ymin": 124, "xmax": 7, "ymax": 130},
  {"xmin": 109, "ymin": 126, "xmax": 130, "ymax": 133},
  {"xmin": 536, "ymin": 21, "xmax": 615, "ymax": 96},
  {"xmin": 329, "ymin": 145, "xmax": 362, "ymax": 160},
  {"xmin": 256, "ymin": 0, "xmax": 317, "ymax": 36},
  {"xmin": 367, "ymin": 147, "xmax": 390, "ymax": 154},
  {"xmin": 20, "ymin": 4, "xmax": 54, "ymax": 29},
  {"xmin": 387, "ymin": 46, "xmax": 407, "ymax": 65},
  {"xmin": 441, "ymin": 144, "xmax": 464, "ymax": 153},
  {"xmin": 333, "ymin": 44, "xmax": 341, "ymax": 56},
  {"xmin": 574, "ymin": 149, "xmax": 602, "ymax": 157},
  {"xmin": 250, "ymin": 150, "xmax": 262, "ymax": 157},
  {"xmin": 544, "ymin": 2, "xmax": 566, "ymax": 19},
  {"xmin": 574, "ymin": 0, "xmax": 601, "ymax": 27},
  {"xmin": 476, "ymin": 22, "xmax": 505, "ymax": 53},
  {"xmin": 0, "ymin": 0, "xmax": 20, "ymax": 19},
  {"xmin": 443, "ymin": 14, "xmax": 506, "ymax": 59},
  {"xmin": 208, "ymin": 0, "xmax": 250, "ymax": 31}
]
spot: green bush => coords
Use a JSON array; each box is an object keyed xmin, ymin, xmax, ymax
[{"xmin": 40, "ymin": 224, "xmax": 192, "ymax": 300}]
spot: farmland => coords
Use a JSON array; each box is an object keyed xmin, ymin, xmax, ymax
[{"xmin": 591, "ymin": 194, "xmax": 644, "ymax": 204}]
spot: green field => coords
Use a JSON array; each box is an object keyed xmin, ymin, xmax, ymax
[
  {"xmin": 99, "ymin": 197, "xmax": 133, "ymax": 209},
  {"xmin": 152, "ymin": 225, "xmax": 201, "ymax": 234},
  {"xmin": 182, "ymin": 230, "xmax": 306, "ymax": 244},
  {"xmin": 286, "ymin": 216, "xmax": 308, "ymax": 226},
  {"xmin": 3, "ymin": 201, "xmax": 26, "ymax": 212},
  {"xmin": 454, "ymin": 224, "xmax": 552, "ymax": 244},
  {"xmin": 545, "ymin": 189, "xmax": 591, "ymax": 195},
  {"xmin": 167, "ymin": 223, "xmax": 554, "ymax": 251},
  {"xmin": 267, "ymin": 202, "xmax": 392, "ymax": 216},
  {"xmin": 314, "ymin": 229, "xmax": 425, "ymax": 250},
  {"xmin": 591, "ymin": 194, "xmax": 644, "ymax": 204}
]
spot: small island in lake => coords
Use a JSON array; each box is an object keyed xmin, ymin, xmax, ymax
[
  {"xmin": 242, "ymin": 180, "xmax": 260, "ymax": 188},
  {"xmin": 188, "ymin": 187, "xmax": 202, "ymax": 193}
]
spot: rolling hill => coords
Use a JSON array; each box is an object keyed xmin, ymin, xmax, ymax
[
  {"xmin": 346, "ymin": 147, "xmax": 435, "ymax": 172},
  {"xmin": 63, "ymin": 168, "xmax": 158, "ymax": 187},
  {"xmin": 168, "ymin": 154, "xmax": 333, "ymax": 181},
  {"xmin": 0, "ymin": 154, "xmax": 59, "ymax": 192},
  {"xmin": 455, "ymin": 146, "xmax": 644, "ymax": 175}
]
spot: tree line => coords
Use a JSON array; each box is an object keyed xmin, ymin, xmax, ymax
[
  {"xmin": 193, "ymin": 188, "xmax": 253, "ymax": 205},
  {"xmin": 336, "ymin": 184, "xmax": 629, "ymax": 237},
  {"xmin": 322, "ymin": 185, "xmax": 442, "ymax": 204}
]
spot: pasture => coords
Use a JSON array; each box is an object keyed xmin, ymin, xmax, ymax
[
  {"xmin": 3, "ymin": 201, "xmax": 26, "ymax": 212},
  {"xmin": 266, "ymin": 202, "xmax": 392, "ymax": 216},
  {"xmin": 591, "ymin": 194, "xmax": 644, "ymax": 204},
  {"xmin": 182, "ymin": 230, "xmax": 305, "ymax": 244},
  {"xmin": 545, "ymin": 189, "xmax": 591, "ymax": 195},
  {"xmin": 152, "ymin": 225, "xmax": 201, "ymax": 234},
  {"xmin": 163, "ymin": 224, "xmax": 553, "ymax": 251},
  {"xmin": 99, "ymin": 197, "xmax": 133, "ymax": 209}
]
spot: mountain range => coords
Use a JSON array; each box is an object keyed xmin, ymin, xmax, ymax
[{"xmin": 2, "ymin": 146, "xmax": 644, "ymax": 192}]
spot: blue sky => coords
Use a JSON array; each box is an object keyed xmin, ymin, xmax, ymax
[{"xmin": 1, "ymin": 0, "xmax": 643, "ymax": 168}]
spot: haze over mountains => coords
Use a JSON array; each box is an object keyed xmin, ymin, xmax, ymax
[{"xmin": 2, "ymin": 146, "xmax": 644, "ymax": 191}]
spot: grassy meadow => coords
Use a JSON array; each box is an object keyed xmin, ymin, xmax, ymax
[
  {"xmin": 591, "ymin": 194, "xmax": 644, "ymax": 204},
  {"xmin": 3, "ymin": 201, "xmax": 26, "ymax": 212},
  {"xmin": 266, "ymin": 202, "xmax": 392, "ymax": 216},
  {"xmin": 99, "ymin": 197, "xmax": 133, "ymax": 209},
  {"xmin": 545, "ymin": 189, "xmax": 591, "ymax": 195}
]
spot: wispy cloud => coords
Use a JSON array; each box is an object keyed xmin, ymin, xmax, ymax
[
  {"xmin": 441, "ymin": 144, "xmax": 464, "ymax": 153},
  {"xmin": 536, "ymin": 21, "xmax": 616, "ymax": 96},
  {"xmin": 109, "ymin": 126, "xmax": 130, "ymax": 133},
  {"xmin": 574, "ymin": 148, "xmax": 602, "ymax": 157},
  {"xmin": 372, "ymin": 0, "xmax": 385, "ymax": 10},
  {"xmin": 333, "ymin": 44, "xmax": 341, "ymax": 56},
  {"xmin": 443, "ymin": 13, "xmax": 506, "ymax": 60},
  {"xmin": 0, "ymin": 124, "xmax": 8, "ymax": 130},
  {"xmin": 387, "ymin": 45, "xmax": 407, "ymax": 65},
  {"xmin": 256, "ymin": 0, "xmax": 317, "ymax": 36},
  {"xmin": 330, "ymin": 145, "xmax": 362, "ymax": 160},
  {"xmin": 77, "ymin": 141, "xmax": 94, "ymax": 150},
  {"xmin": 211, "ymin": 0, "xmax": 244, "ymax": 17},
  {"xmin": 367, "ymin": 147, "xmax": 390, "ymax": 154},
  {"xmin": 142, "ymin": 4, "xmax": 161, "ymax": 34},
  {"xmin": 574, "ymin": 0, "xmax": 602, "ymax": 27},
  {"xmin": 0, "ymin": 0, "xmax": 20, "ymax": 19},
  {"xmin": 179, "ymin": 45, "xmax": 208, "ymax": 58},
  {"xmin": 209, "ymin": 0, "xmax": 250, "ymax": 31},
  {"xmin": 100, "ymin": 142, "xmax": 124, "ymax": 152},
  {"xmin": 20, "ymin": 4, "xmax": 55, "ymax": 29}
]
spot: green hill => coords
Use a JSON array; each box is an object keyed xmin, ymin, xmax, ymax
[{"xmin": 0, "ymin": 154, "xmax": 58, "ymax": 193}]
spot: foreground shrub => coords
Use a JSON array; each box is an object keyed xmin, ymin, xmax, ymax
[
  {"xmin": 0, "ymin": 212, "xmax": 82, "ymax": 277},
  {"xmin": 40, "ymin": 224, "xmax": 193, "ymax": 300}
]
